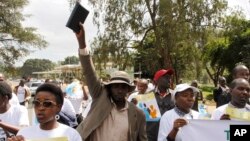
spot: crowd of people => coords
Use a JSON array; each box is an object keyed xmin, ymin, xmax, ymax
[{"xmin": 0, "ymin": 23, "xmax": 249, "ymax": 141}]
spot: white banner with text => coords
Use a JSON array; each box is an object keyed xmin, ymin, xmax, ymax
[{"xmin": 179, "ymin": 120, "xmax": 250, "ymax": 141}]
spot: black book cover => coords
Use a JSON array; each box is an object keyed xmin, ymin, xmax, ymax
[{"xmin": 66, "ymin": 2, "xmax": 89, "ymax": 33}]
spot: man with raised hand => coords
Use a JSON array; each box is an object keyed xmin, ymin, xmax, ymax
[{"xmin": 75, "ymin": 23, "xmax": 147, "ymax": 141}]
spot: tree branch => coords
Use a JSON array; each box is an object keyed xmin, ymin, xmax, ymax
[{"xmin": 139, "ymin": 27, "xmax": 154, "ymax": 47}]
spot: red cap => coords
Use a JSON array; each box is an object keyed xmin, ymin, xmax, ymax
[{"xmin": 153, "ymin": 69, "xmax": 174, "ymax": 82}]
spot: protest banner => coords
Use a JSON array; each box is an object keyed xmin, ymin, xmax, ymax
[
  {"xmin": 180, "ymin": 120, "xmax": 249, "ymax": 141},
  {"xmin": 135, "ymin": 92, "xmax": 161, "ymax": 121}
]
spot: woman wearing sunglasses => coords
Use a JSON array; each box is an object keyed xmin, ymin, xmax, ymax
[{"xmin": 8, "ymin": 83, "xmax": 82, "ymax": 141}]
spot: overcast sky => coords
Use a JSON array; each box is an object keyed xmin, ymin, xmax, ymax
[
  {"xmin": 19, "ymin": 0, "xmax": 250, "ymax": 66},
  {"xmin": 19, "ymin": 0, "xmax": 96, "ymax": 66}
]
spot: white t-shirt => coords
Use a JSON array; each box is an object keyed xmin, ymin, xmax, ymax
[
  {"xmin": 17, "ymin": 123, "xmax": 82, "ymax": 141},
  {"xmin": 147, "ymin": 82, "xmax": 154, "ymax": 92},
  {"xmin": 68, "ymin": 98, "xmax": 83, "ymax": 115},
  {"xmin": 158, "ymin": 108, "xmax": 200, "ymax": 141},
  {"xmin": 9, "ymin": 93, "xmax": 20, "ymax": 106},
  {"xmin": 16, "ymin": 86, "xmax": 26, "ymax": 103},
  {"xmin": 66, "ymin": 82, "xmax": 84, "ymax": 114},
  {"xmin": 61, "ymin": 98, "xmax": 76, "ymax": 118},
  {"xmin": 0, "ymin": 105, "xmax": 29, "ymax": 140},
  {"xmin": 211, "ymin": 103, "xmax": 250, "ymax": 120}
]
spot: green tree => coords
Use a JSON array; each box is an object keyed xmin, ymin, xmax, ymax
[
  {"xmin": 21, "ymin": 59, "xmax": 55, "ymax": 76},
  {"xmin": 0, "ymin": 0, "xmax": 47, "ymax": 66},
  {"xmin": 87, "ymin": 0, "xmax": 228, "ymax": 82},
  {"xmin": 203, "ymin": 37, "xmax": 229, "ymax": 86},
  {"xmin": 61, "ymin": 56, "xmax": 79, "ymax": 65},
  {"xmin": 224, "ymin": 25, "xmax": 250, "ymax": 82},
  {"xmin": 202, "ymin": 14, "xmax": 249, "ymax": 86}
]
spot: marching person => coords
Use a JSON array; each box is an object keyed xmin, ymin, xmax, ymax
[
  {"xmin": 232, "ymin": 65, "xmax": 249, "ymax": 81},
  {"xmin": 0, "ymin": 81, "xmax": 29, "ymax": 140},
  {"xmin": 213, "ymin": 77, "xmax": 230, "ymax": 108},
  {"xmin": 211, "ymin": 78, "xmax": 250, "ymax": 120},
  {"xmin": 8, "ymin": 83, "xmax": 82, "ymax": 141},
  {"xmin": 13, "ymin": 79, "xmax": 31, "ymax": 106},
  {"xmin": 127, "ymin": 78, "xmax": 149, "ymax": 104},
  {"xmin": 146, "ymin": 69, "xmax": 175, "ymax": 141},
  {"xmin": 158, "ymin": 83, "xmax": 199, "ymax": 141},
  {"xmin": 0, "ymin": 73, "xmax": 19, "ymax": 106},
  {"xmin": 190, "ymin": 80, "xmax": 204, "ymax": 111},
  {"xmin": 75, "ymin": 23, "xmax": 147, "ymax": 141}
]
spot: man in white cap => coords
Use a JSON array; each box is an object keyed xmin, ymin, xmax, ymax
[
  {"xmin": 158, "ymin": 83, "xmax": 199, "ymax": 141},
  {"xmin": 75, "ymin": 23, "xmax": 147, "ymax": 141}
]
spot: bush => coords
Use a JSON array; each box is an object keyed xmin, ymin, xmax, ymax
[
  {"xmin": 200, "ymin": 85, "xmax": 214, "ymax": 92},
  {"xmin": 205, "ymin": 94, "xmax": 214, "ymax": 101},
  {"xmin": 200, "ymin": 85, "xmax": 214, "ymax": 102}
]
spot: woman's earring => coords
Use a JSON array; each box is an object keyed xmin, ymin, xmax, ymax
[{"xmin": 55, "ymin": 114, "xmax": 60, "ymax": 120}]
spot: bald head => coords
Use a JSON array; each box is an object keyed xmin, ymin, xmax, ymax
[
  {"xmin": 0, "ymin": 73, "xmax": 4, "ymax": 81},
  {"xmin": 232, "ymin": 65, "xmax": 249, "ymax": 81},
  {"xmin": 219, "ymin": 76, "xmax": 226, "ymax": 87},
  {"xmin": 229, "ymin": 78, "xmax": 249, "ymax": 89},
  {"xmin": 191, "ymin": 80, "xmax": 198, "ymax": 88},
  {"xmin": 137, "ymin": 79, "xmax": 148, "ymax": 94},
  {"xmin": 229, "ymin": 78, "xmax": 250, "ymax": 108}
]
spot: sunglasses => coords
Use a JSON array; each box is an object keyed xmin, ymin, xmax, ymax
[{"xmin": 32, "ymin": 100, "xmax": 57, "ymax": 108}]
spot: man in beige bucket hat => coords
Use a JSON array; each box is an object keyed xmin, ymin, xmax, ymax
[{"xmin": 75, "ymin": 23, "xmax": 147, "ymax": 141}]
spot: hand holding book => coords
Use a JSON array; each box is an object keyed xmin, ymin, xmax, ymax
[
  {"xmin": 66, "ymin": 2, "xmax": 89, "ymax": 33},
  {"xmin": 75, "ymin": 23, "xmax": 86, "ymax": 49}
]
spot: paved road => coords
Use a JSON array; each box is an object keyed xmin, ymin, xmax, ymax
[{"xmin": 27, "ymin": 97, "xmax": 35, "ymax": 125}]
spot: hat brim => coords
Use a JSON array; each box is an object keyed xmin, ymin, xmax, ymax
[
  {"xmin": 173, "ymin": 86, "xmax": 198, "ymax": 97},
  {"xmin": 165, "ymin": 69, "xmax": 174, "ymax": 75},
  {"xmin": 104, "ymin": 80, "xmax": 136, "ymax": 92}
]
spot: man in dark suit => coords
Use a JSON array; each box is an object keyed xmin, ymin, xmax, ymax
[{"xmin": 75, "ymin": 24, "xmax": 147, "ymax": 141}]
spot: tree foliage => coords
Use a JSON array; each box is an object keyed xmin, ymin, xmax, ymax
[
  {"xmin": 61, "ymin": 56, "xmax": 79, "ymax": 65},
  {"xmin": 203, "ymin": 37, "xmax": 229, "ymax": 86},
  {"xmin": 224, "ymin": 23, "xmax": 250, "ymax": 82},
  {"xmin": 202, "ymin": 14, "xmax": 249, "ymax": 86},
  {"xmin": 87, "ymin": 0, "xmax": 228, "ymax": 82},
  {"xmin": 21, "ymin": 59, "xmax": 55, "ymax": 76},
  {"xmin": 0, "ymin": 0, "xmax": 47, "ymax": 66},
  {"xmin": 68, "ymin": 0, "xmax": 248, "ymax": 85}
]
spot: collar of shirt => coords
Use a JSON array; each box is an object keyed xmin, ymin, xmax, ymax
[
  {"xmin": 174, "ymin": 106, "xmax": 193, "ymax": 119},
  {"xmin": 154, "ymin": 87, "xmax": 171, "ymax": 97},
  {"xmin": 228, "ymin": 102, "xmax": 250, "ymax": 111}
]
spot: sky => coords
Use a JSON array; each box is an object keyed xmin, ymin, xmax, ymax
[
  {"xmin": 19, "ymin": 0, "xmax": 96, "ymax": 66},
  {"xmin": 19, "ymin": 0, "xmax": 250, "ymax": 66}
]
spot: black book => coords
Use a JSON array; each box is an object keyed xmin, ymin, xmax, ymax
[{"xmin": 66, "ymin": 2, "xmax": 89, "ymax": 33}]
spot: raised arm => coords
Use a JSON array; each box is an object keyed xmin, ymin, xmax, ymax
[{"xmin": 75, "ymin": 23, "xmax": 102, "ymax": 99}]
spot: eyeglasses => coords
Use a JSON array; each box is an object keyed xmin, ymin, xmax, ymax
[{"xmin": 32, "ymin": 100, "xmax": 57, "ymax": 108}]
